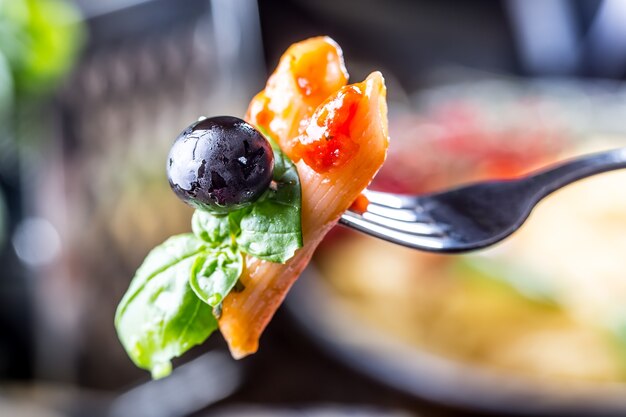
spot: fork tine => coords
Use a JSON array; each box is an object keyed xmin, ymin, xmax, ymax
[
  {"xmin": 363, "ymin": 189, "xmax": 415, "ymax": 209},
  {"xmin": 362, "ymin": 211, "xmax": 446, "ymax": 236},
  {"xmin": 366, "ymin": 202, "xmax": 433, "ymax": 223},
  {"xmin": 340, "ymin": 211, "xmax": 446, "ymax": 250}
]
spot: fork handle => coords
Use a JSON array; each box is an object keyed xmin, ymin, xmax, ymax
[{"xmin": 525, "ymin": 147, "xmax": 626, "ymax": 200}]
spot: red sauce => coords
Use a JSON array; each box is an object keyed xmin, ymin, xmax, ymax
[
  {"xmin": 349, "ymin": 193, "xmax": 369, "ymax": 214},
  {"xmin": 256, "ymin": 105, "xmax": 274, "ymax": 128},
  {"xmin": 246, "ymin": 93, "xmax": 274, "ymax": 131},
  {"xmin": 292, "ymin": 84, "xmax": 363, "ymax": 172}
]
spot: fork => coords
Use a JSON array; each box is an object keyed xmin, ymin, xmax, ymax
[{"xmin": 340, "ymin": 147, "xmax": 626, "ymax": 253}]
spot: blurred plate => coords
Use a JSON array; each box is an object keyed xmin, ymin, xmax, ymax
[
  {"xmin": 286, "ymin": 77, "xmax": 626, "ymax": 416},
  {"xmin": 287, "ymin": 269, "xmax": 626, "ymax": 416}
]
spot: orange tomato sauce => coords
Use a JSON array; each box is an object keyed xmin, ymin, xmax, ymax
[{"xmin": 292, "ymin": 84, "xmax": 363, "ymax": 172}]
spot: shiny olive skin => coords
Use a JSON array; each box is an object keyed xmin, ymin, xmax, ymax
[{"xmin": 167, "ymin": 116, "xmax": 274, "ymax": 213}]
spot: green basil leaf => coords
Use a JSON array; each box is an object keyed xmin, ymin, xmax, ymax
[
  {"xmin": 227, "ymin": 206, "xmax": 250, "ymax": 237},
  {"xmin": 189, "ymin": 246, "xmax": 243, "ymax": 306},
  {"xmin": 114, "ymin": 234, "xmax": 216, "ymax": 379},
  {"xmin": 236, "ymin": 137, "xmax": 303, "ymax": 263},
  {"xmin": 192, "ymin": 210, "xmax": 231, "ymax": 246}
]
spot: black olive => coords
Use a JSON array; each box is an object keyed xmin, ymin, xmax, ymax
[{"xmin": 167, "ymin": 116, "xmax": 274, "ymax": 213}]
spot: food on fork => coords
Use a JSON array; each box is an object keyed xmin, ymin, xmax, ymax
[{"xmin": 114, "ymin": 36, "xmax": 389, "ymax": 377}]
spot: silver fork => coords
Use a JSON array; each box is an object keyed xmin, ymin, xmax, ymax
[{"xmin": 340, "ymin": 147, "xmax": 626, "ymax": 253}]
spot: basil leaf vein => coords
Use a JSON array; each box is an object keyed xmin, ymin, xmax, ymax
[
  {"xmin": 189, "ymin": 246, "xmax": 243, "ymax": 307},
  {"xmin": 192, "ymin": 210, "xmax": 231, "ymax": 246}
]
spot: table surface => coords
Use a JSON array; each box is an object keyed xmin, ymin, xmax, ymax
[{"xmin": 205, "ymin": 309, "xmax": 489, "ymax": 417}]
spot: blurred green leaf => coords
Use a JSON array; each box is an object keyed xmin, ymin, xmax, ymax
[
  {"xmin": 0, "ymin": 0, "xmax": 84, "ymax": 94},
  {"xmin": 453, "ymin": 256, "xmax": 557, "ymax": 306}
]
